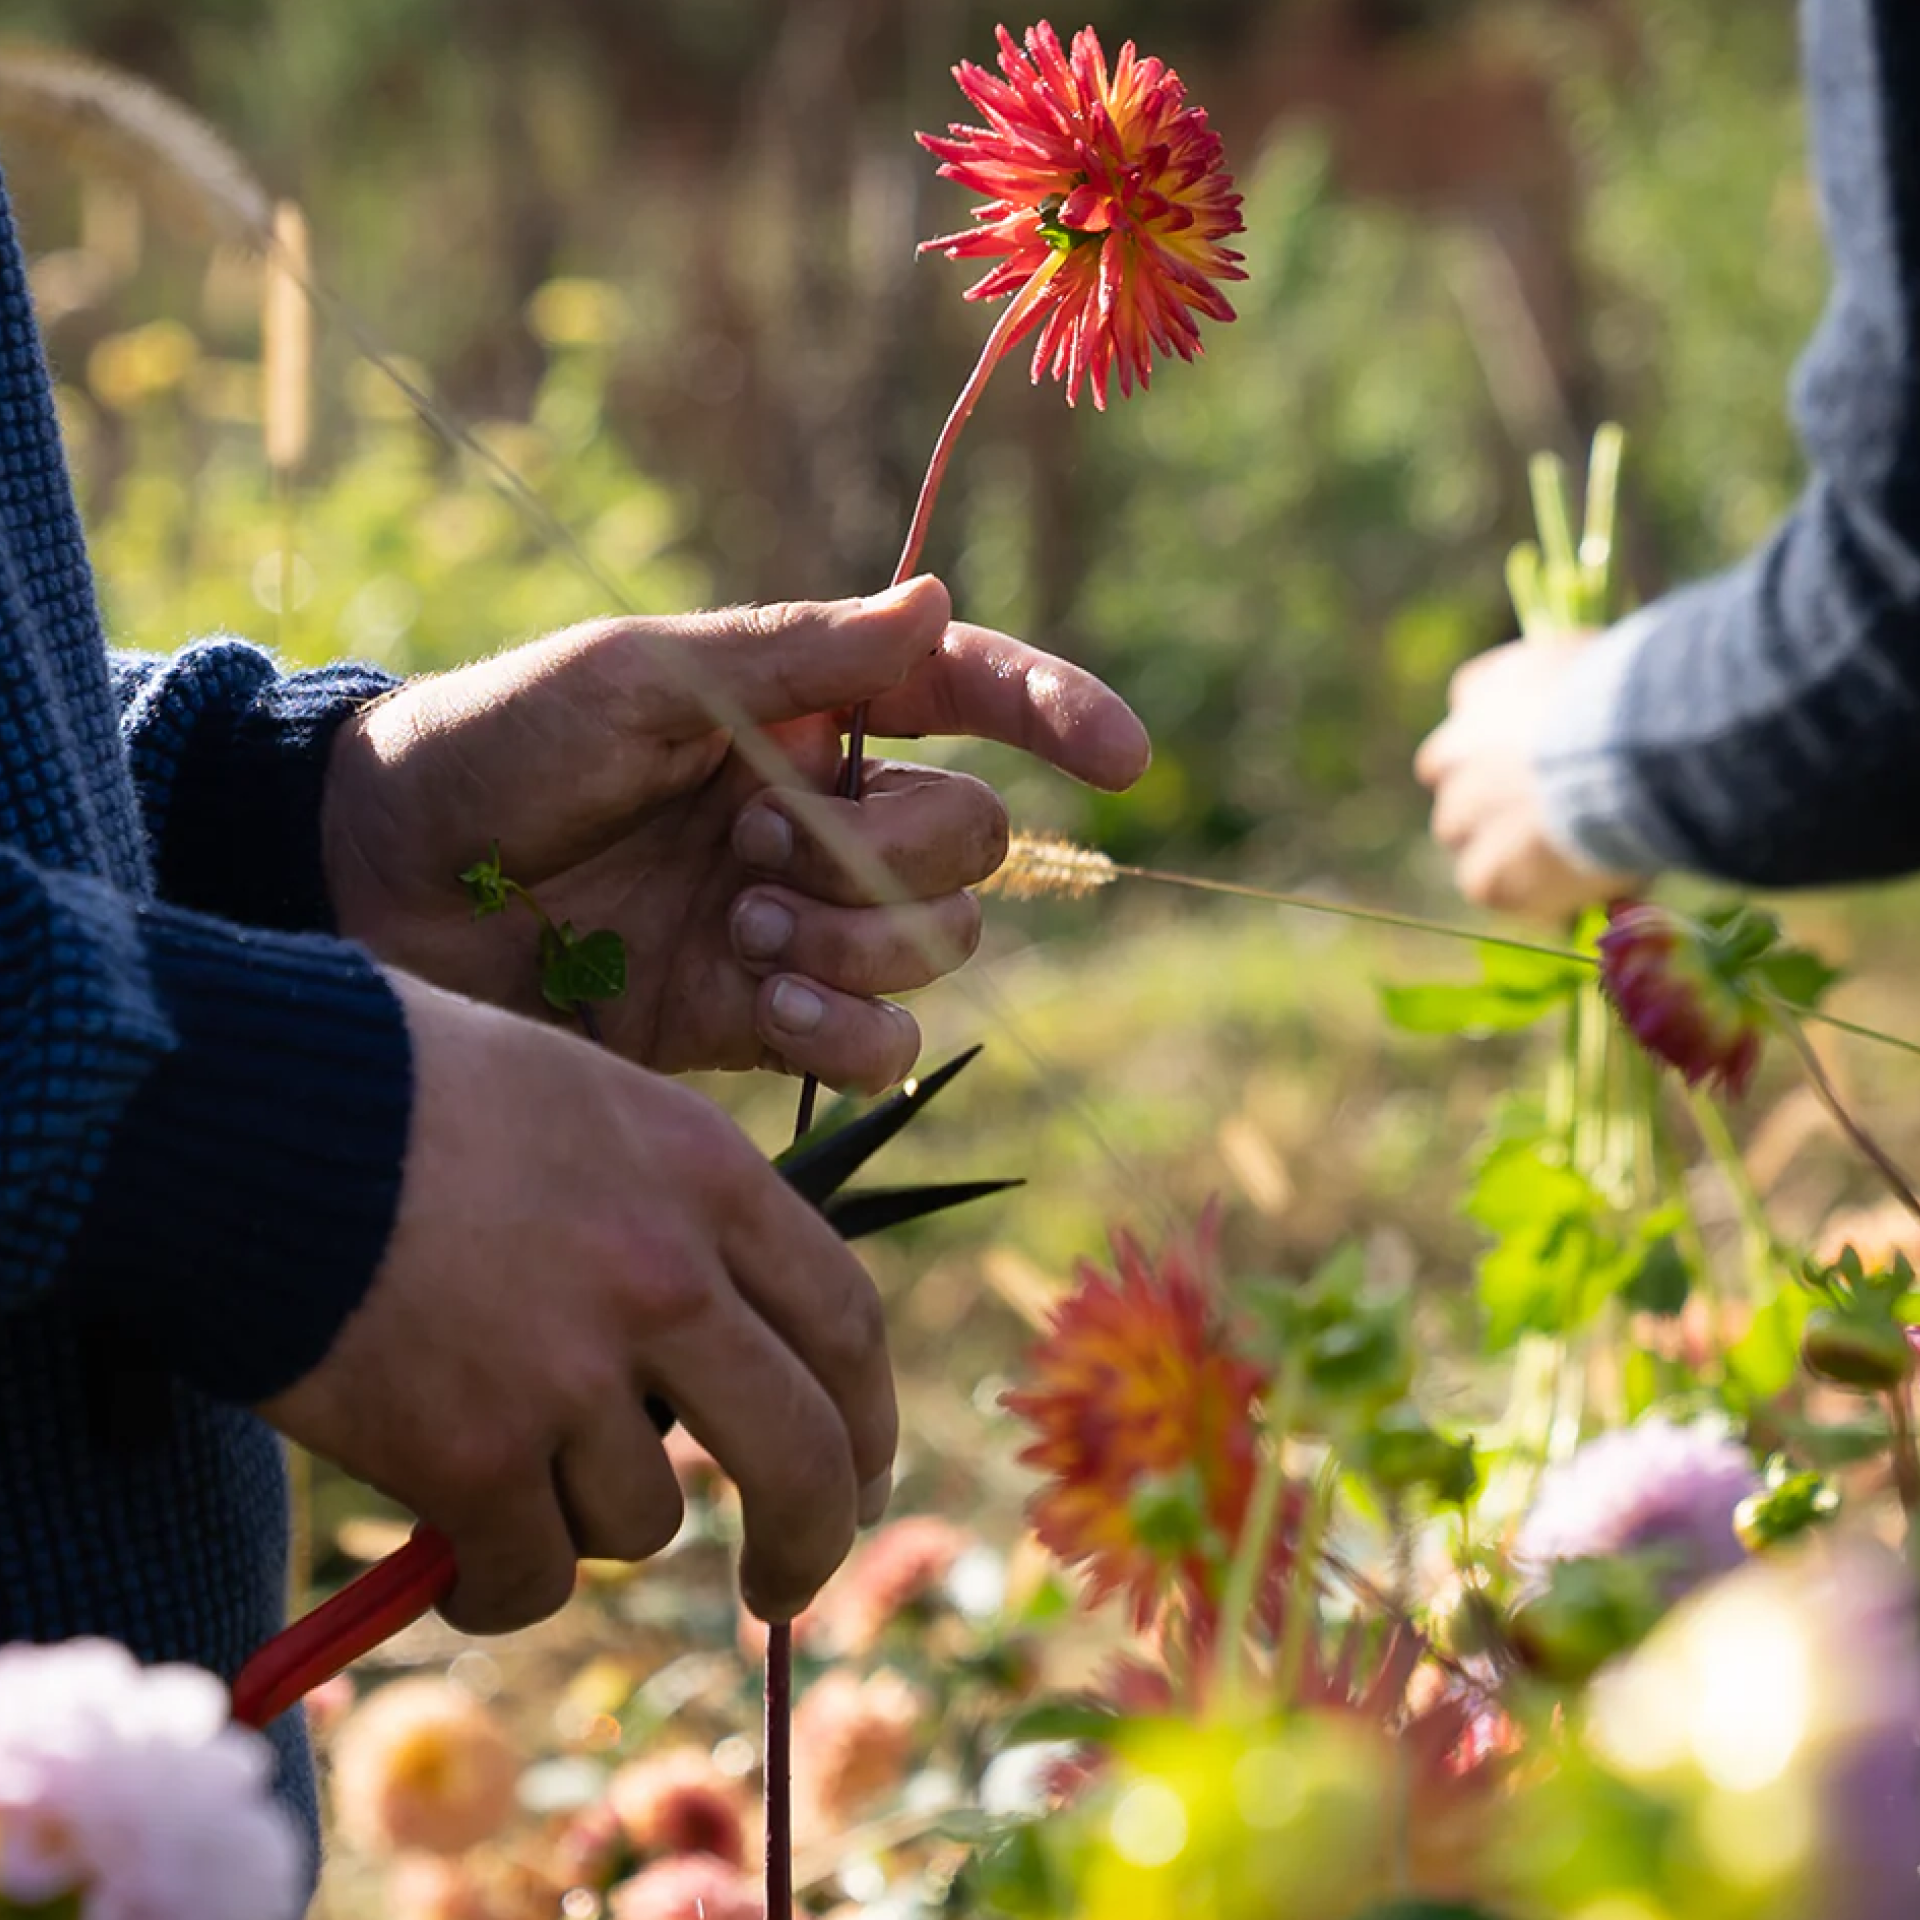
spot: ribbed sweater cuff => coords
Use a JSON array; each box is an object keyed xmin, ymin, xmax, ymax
[
  {"xmin": 62, "ymin": 905, "xmax": 412, "ymax": 1404},
  {"xmin": 160, "ymin": 662, "xmax": 398, "ymax": 934}
]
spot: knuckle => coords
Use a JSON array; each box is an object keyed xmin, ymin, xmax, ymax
[
  {"xmin": 594, "ymin": 1487, "xmax": 685, "ymax": 1564},
  {"xmin": 950, "ymin": 891, "xmax": 985, "ymax": 965},
  {"xmin": 818, "ymin": 1273, "xmax": 890, "ymax": 1383},
  {"xmin": 968, "ymin": 783, "xmax": 1012, "ymax": 880},
  {"xmin": 737, "ymin": 599, "xmax": 810, "ymax": 642},
  {"xmin": 434, "ymin": 1425, "xmax": 522, "ymax": 1510}
]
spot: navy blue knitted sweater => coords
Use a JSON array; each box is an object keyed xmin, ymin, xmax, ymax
[{"xmin": 0, "ymin": 171, "xmax": 411, "ymax": 1870}]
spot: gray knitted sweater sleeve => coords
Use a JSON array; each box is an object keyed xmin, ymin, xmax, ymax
[{"xmin": 1537, "ymin": 0, "xmax": 1920, "ymax": 889}]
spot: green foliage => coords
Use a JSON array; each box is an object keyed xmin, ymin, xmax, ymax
[
  {"xmin": 457, "ymin": 841, "xmax": 511, "ymax": 917},
  {"xmin": 538, "ymin": 921, "xmax": 627, "ymax": 1014},
  {"xmin": 1382, "ymin": 941, "xmax": 1586, "ymax": 1037},
  {"xmin": 1465, "ymin": 1128, "xmax": 1685, "ymax": 1349}
]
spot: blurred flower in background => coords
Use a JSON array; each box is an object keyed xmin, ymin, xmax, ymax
[
  {"xmin": 330, "ymin": 1675, "xmax": 521, "ymax": 1857},
  {"xmin": 0, "ymin": 1639, "xmax": 302, "ymax": 1920},
  {"xmin": 1003, "ymin": 1220, "xmax": 1269, "ymax": 1628}
]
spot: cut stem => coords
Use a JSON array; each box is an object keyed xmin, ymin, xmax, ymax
[
  {"xmin": 797, "ymin": 252, "xmax": 1065, "ymax": 1139},
  {"xmin": 1768, "ymin": 998, "xmax": 1920, "ymax": 1229},
  {"xmin": 781, "ymin": 251, "xmax": 1068, "ymax": 1907}
]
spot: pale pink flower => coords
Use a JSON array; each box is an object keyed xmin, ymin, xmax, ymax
[
  {"xmin": 609, "ymin": 1853, "xmax": 779, "ymax": 1920},
  {"xmin": 810, "ymin": 1516, "xmax": 973, "ymax": 1655},
  {"xmin": 0, "ymin": 1638, "xmax": 303, "ymax": 1920},
  {"xmin": 330, "ymin": 1675, "xmax": 521, "ymax": 1856},
  {"xmin": 606, "ymin": 1747, "xmax": 749, "ymax": 1865},
  {"xmin": 552, "ymin": 1798, "xmax": 626, "ymax": 1889},
  {"xmin": 790, "ymin": 1669, "xmax": 924, "ymax": 1845},
  {"xmin": 1516, "ymin": 1416, "xmax": 1759, "ymax": 1597},
  {"xmin": 385, "ymin": 1854, "xmax": 500, "ymax": 1920},
  {"xmin": 302, "ymin": 1671, "xmax": 356, "ymax": 1742}
]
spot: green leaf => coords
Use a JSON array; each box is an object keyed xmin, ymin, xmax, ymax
[
  {"xmin": 1755, "ymin": 946, "xmax": 1842, "ymax": 1011},
  {"xmin": 1357, "ymin": 1906, "xmax": 1503, "ymax": 1920},
  {"xmin": 1466, "ymin": 1142, "xmax": 1594, "ymax": 1236},
  {"xmin": 1725, "ymin": 1284, "xmax": 1813, "ymax": 1407},
  {"xmin": 999, "ymin": 1700, "xmax": 1123, "ymax": 1748},
  {"xmin": 565, "ymin": 927, "xmax": 627, "ymax": 999},
  {"xmin": 540, "ymin": 922, "xmax": 628, "ymax": 1011},
  {"xmin": 1467, "ymin": 1144, "xmax": 1649, "ymax": 1348},
  {"xmin": 1382, "ymin": 941, "xmax": 1582, "ymax": 1038},
  {"xmin": 1622, "ymin": 1233, "xmax": 1690, "ymax": 1317},
  {"xmin": 456, "ymin": 841, "xmax": 511, "ymax": 917}
]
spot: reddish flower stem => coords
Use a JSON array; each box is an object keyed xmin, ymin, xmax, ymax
[
  {"xmin": 792, "ymin": 254, "xmax": 1064, "ymax": 1136},
  {"xmin": 1769, "ymin": 998, "xmax": 1920, "ymax": 1228},
  {"xmin": 764, "ymin": 1621, "xmax": 793, "ymax": 1918}
]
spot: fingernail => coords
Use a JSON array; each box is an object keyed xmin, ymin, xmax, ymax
[
  {"xmin": 769, "ymin": 977, "xmax": 825, "ymax": 1035},
  {"xmin": 733, "ymin": 805, "xmax": 794, "ymax": 871},
  {"xmin": 733, "ymin": 894, "xmax": 794, "ymax": 962},
  {"xmin": 862, "ymin": 574, "xmax": 935, "ymax": 612},
  {"xmin": 857, "ymin": 1468, "xmax": 893, "ymax": 1529}
]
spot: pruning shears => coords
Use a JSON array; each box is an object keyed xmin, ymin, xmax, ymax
[{"xmin": 229, "ymin": 1047, "xmax": 1014, "ymax": 1729}]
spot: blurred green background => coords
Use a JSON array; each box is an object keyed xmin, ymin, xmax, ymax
[
  {"xmin": 4, "ymin": 0, "xmax": 1898, "ymax": 1347},
  {"xmin": 1, "ymin": 0, "xmax": 1823, "ymax": 875}
]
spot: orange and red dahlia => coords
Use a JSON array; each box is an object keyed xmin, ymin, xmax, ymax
[
  {"xmin": 1003, "ymin": 1221, "xmax": 1268, "ymax": 1626},
  {"xmin": 919, "ymin": 21, "xmax": 1246, "ymax": 408}
]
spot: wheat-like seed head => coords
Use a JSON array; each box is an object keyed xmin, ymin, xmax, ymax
[
  {"xmin": 262, "ymin": 200, "xmax": 312, "ymax": 473},
  {"xmin": 981, "ymin": 832, "xmax": 1118, "ymax": 902},
  {"xmin": 0, "ymin": 44, "xmax": 272, "ymax": 247}
]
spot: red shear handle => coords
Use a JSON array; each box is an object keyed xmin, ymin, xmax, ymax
[{"xmin": 230, "ymin": 1526, "xmax": 458, "ymax": 1729}]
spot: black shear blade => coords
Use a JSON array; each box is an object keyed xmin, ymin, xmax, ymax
[
  {"xmin": 823, "ymin": 1179, "xmax": 1025, "ymax": 1242},
  {"xmin": 778, "ymin": 1045, "xmax": 985, "ymax": 1208}
]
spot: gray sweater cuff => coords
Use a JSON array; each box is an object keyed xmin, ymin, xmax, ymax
[{"xmin": 1532, "ymin": 608, "xmax": 1688, "ymax": 879}]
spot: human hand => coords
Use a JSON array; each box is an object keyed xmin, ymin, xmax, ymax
[
  {"xmin": 1414, "ymin": 635, "xmax": 1634, "ymax": 919},
  {"xmin": 322, "ymin": 577, "xmax": 1148, "ymax": 1093},
  {"xmin": 259, "ymin": 974, "xmax": 896, "ymax": 1633}
]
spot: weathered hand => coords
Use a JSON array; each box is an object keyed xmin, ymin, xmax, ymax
[
  {"xmin": 322, "ymin": 577, "xmax": 1148, "ymax": 1090},
  {"xmin": 1415, "ymin": 635, "xmax": 1633, "ymax": 919},
  {"xmin": 262, "ymin": 975, "xmax": 896, "ymax": 1631}
]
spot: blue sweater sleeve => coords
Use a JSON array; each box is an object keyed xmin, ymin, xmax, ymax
[
  {"xmin": 1535, "ymin": 0, "xmax": 1920, "ymax": 889},
  {"xmin": 110, "ymin": 643, "xmax": 397, "ymax": 933},
  {"xmin": 0, "ymin": 845, "xmax": 410, "ymax": 1404}
]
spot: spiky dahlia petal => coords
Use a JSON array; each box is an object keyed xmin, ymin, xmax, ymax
[
  {"xmin": 917, "ymin": 19, "xmax": 1245, "ymax": 408},
  {"xmin": 1002, "ymin": 1218, "xmax": 1268, "ymax": 1625}
]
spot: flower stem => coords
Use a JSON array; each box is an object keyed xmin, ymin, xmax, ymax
[
  {"xmin": 765, "ymin": 1621, "xmax": 793, "ymax": 1920},
  {"xmin": 1689, "ymin": 1092, "xmax": 1795, "ymax": 1296},
  {"xmin": 1886, "ymin": 1386, "xmax": 1920, "ymax": 1520},
  {"xmin": 1276, "ymin": 1456, "xmax": 1339, "ymax": 1712},
  {"xmin": 1217, "ymin": 1361, "xmax": 1298, "ymax": 1698},
  {"xmin": 778, "ymin": 254, "xmax": 1071, "ymax": 1915},
  {"xmin": 793, "ymin": 255, "xmax": 1066, "ymax": 1138},
  {"xmin": 1118, "ymin": 865, "xmax": 1595, "ymax": 966},
  {"xmin": 1767, "ymin": 997, "xmax": 1920, "ymax": 1229}
]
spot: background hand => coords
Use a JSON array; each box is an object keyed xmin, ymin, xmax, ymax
[
  {"xmin": 1415, "ymin": 635, "xmax": 1633, "ymax": 919},
  {"xmin": 323, "ymin": 577, "xmax": 1149, "ymax": 1090}
]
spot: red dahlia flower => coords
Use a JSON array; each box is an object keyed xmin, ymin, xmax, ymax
[
  {"xmin": 1003, "ymin": 1219, "xmax": 1270, "ymax": 1627},
  {"xmin": 1597, "ymin": 903, "xmax": 1766, "ymax": 1099},
  {"xmin": 919, "ymin": 21, "xmax": 1247, "ymax": 409}
]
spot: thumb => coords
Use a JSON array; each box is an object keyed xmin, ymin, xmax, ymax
[{"xmin": 583, "ymin": 575, "xmax": 953, "ymax": 738}]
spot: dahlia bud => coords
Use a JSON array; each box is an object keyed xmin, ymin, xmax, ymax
[
  {"xmin": 1733, "ymin": 1464, "xmax": 1840, "ymax": 1553},
  {"xmin": 1596, "ymin": 903, "xmax": 1768, "ymax": 1099},
  {"xmin": 1801, "ymin": 1306, "xmax": 1914, "ymax": 1392}
]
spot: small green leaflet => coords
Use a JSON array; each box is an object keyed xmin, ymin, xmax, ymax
[
  {"xmin": 1468, "ymin": 1139, "xmax": 1686, "ymax": 1349},
  {"xmin": 539, "ymin": 923, "xmax": 628, "ymax": 1012},
  {"xmin": 457, "ymin": 842, "xmax": 512, "ymax": 918},
  {"xmin": 1383, "ymin": 941, "xmax": 1586, "ymax": 1038}
]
